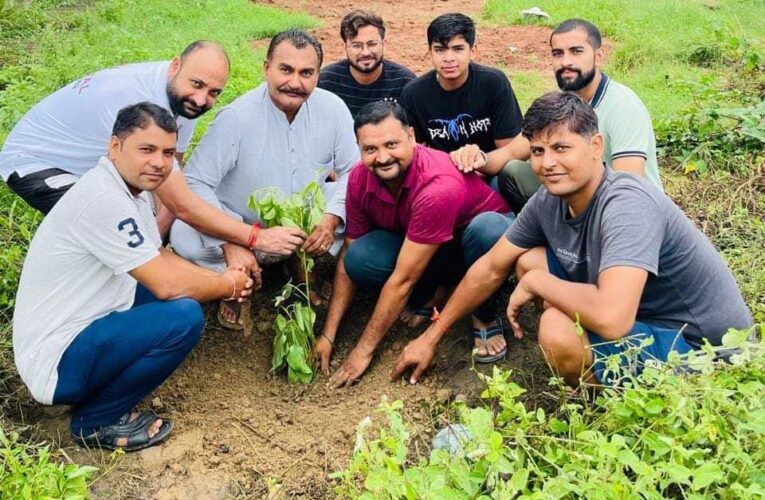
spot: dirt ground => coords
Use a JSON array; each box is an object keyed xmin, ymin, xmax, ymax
[{"xmin": 28, "ymin": 1, "xmax": 561, "ymax": 498}]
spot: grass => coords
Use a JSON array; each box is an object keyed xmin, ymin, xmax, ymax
[{"xmin": 482, "ymin": 0, "xmax": 765, "ymax": 120}]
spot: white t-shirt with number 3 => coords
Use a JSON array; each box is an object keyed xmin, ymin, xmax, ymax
[{"xmin": 13, "ymin": 156, "xmax": 161, "ymax": 403}]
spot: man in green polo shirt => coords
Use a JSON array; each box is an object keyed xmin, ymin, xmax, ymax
[{"xmin": 450, "ymin": 18, "xmax": 660, "ymax": 213}]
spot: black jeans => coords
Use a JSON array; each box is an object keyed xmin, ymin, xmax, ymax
[{"xmin": 6, "ymin": 168, "xmax": 77, "ymax": 214}]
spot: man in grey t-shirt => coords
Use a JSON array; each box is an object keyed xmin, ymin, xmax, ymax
[{"xmin": 392, "ymin": 91, "xmax": 752, "ymax": 387}]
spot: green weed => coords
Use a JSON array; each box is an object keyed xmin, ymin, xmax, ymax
[
  {"xmin": 0, "ymin": 425, "xmax": 97, "ymax": 499},
  {"xmin": 334, "ymin": 328, "xmax": 765, "ymax": 498}
]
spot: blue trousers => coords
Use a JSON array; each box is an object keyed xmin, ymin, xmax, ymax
[
  {"xmin": 53, "ymin": 284, "xmax": 204, "ymax": 435},
  {"xmin": 545, "ymin": 247, "xmax": 693, "ymax": 384},
  {"xmin": 344, "ymin": 212, "xmax": 514, "ymax": 323}
]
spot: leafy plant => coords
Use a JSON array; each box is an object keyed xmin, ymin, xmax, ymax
[
  {"xmin": 333, "ymin": 327, "xmax": 765, "ymax": 498},
  {"xmin": 0, "ymin": 427, "xmax": 97, "ymax": 499},
  {"xmin": 657, "ymin": 85, "xmax": 764, "ymax": 176},
  {"xmin": 248, "ymin": 181, "xmax": 326, "ymax": 383}
]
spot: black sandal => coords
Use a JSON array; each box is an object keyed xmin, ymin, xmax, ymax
[{"xmin": 72, "ymin": 411, "xmax": 173, "ymax": 452}]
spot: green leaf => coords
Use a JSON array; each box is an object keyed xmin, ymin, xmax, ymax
[{"xmin": 692, "ymin": 463, "xmax": 724, "ymax": 491}]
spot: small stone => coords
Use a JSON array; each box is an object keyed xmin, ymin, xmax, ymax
[
  {"xmin": 151, "ymin": 397, "xmax": 163, "ymax": 410},
  {"xmin": 217, "ymin": 444, "xmax": 230, "ymax": 454},
  {"xmin": 454, "ymin": 393, "xmax": 468, "ymax": 403},
  {"xmin": 208, "ymin": 455, "xmax": 221, "ymax": 466},
  {"xmin": 520, "ymin": 6, "xmax": 551, "ymax": 19},
  {"xmin": 213, "ymin": 373, "xmax": 222, "ymax": 381},
  {"xmin": 436, "ymin": 388, "xmax": 452, "ymax": 404}
]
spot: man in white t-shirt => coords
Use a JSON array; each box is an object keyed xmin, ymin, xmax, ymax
[
  {"xmin": 13, "ymin": 102, "xmax": 253, "ymax": 451},
  {"xmin": 0, "ymin": 40, "xmax": 228, "ymax": 214}
]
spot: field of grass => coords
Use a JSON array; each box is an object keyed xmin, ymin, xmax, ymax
[{"xmin": 0, "ymin": 0, "xmax": 763, "ymax": 495}]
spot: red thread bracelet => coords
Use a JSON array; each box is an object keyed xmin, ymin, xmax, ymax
[{"xmin": 247, "ymin": 222, "xmax": 261, "ymax": 249}]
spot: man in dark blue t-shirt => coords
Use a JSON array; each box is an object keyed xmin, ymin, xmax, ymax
[
  {"xmin": 399, "ymin": 13, "xmax": 525, "ymax": 156},
  {"xmin": 318, "ymin": 10, "xmax": 416, "ymax": 118}
]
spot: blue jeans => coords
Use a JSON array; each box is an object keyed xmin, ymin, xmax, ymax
[
  {"xmin": 344, "ymin": 212, "xmax": 515, "ymax": 323},
  {"xmin": 53, "ymin": 284, "xmax": 204, "ymax": 435},
  {"xmin": 545, "ymin": 247, "xmax": 693, "ymax": 384}
]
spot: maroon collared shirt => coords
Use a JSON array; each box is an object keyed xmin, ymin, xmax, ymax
[{"xmin": 346, "ymin": 145, "xmax": 510, "ymax": 244}]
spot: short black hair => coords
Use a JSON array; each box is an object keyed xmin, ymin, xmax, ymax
[
  {"xmin": 354, "ymin": 100, "xmax": 410, "ymax": 134},
  {"xmin": 521, "ymin": 91, "xmax": 598, "ymax": 140},
  {"xmin": 112, "ymin": 102, "xmax": 178, "ymax": 142},
  {"xmin": 550, "ymin": 18, "xmax": 602, "ymax": 49},
  {"xmin": 266, "ymin": 29, "xmax": 323, "ymax": 68},
  {"xmin": 427, "ymin": 13, "xmax": 476, "ymax": 47},
  {"xmin": 180, "ymin": 40, "xmax": 230, "ymax": 71},
  {"xmin": 340, "ymin": 10, "xmax": 385, "ymax": 42}
]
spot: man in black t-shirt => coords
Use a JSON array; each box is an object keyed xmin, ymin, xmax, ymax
[
  {"xmin": 318, "ymin": 10, "xmax": 416, "ymax": 118},
  {"xmin": 400, "ymin": 13, "xmax": 524, "ymax": 154}
]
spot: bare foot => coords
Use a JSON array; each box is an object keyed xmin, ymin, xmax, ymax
[
  {"xmin": 218, "ymin": 301, "xmax": 243, "ymax": 329},
  {"xmin": 472, "ymin": 317, "xmax": 507, "ymax": 357}
]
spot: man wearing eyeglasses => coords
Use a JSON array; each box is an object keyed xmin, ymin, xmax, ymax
[{"xmin": 318, "ymin": 10, "xmax": 416, "ymax": 118}]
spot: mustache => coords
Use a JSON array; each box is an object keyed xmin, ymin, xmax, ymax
[
  {"xmin": 556, "ymin": 66, "xmax": 581, "ymax": 76},
  {"xmin": 278, "ymin": 86, "xmax": 308, "ymax": 96},
  {"xmin": 373, "ymin": 160, "xmax": 398, "ymax": 168}
]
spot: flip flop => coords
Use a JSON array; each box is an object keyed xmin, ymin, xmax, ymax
[
  {"xmin": 472, "ymin": 322, "xmax": 507, "ymax": 363},
  {"xmin": 72, "ymin": 411, "xmax": 173, "ymax": 452},
  {"xmin": 217, "ymin": 301, "xmax": 244, "ymax": 331}
]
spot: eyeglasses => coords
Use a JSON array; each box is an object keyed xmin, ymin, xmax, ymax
[{"xmin": 348, "ymin": 41, "xmax": 383, "ymax": 52}]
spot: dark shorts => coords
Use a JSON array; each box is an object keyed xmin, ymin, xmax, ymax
[
  {"xmin": 544, "ymin": 246, "xmax": 694, "ymax": 384},
  {"xmin": 6, "ymin": 168, "xmax": 78, "ymax": 214}
]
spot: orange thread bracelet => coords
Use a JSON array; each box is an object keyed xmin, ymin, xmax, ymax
[
  {"xmin": 247, "ymin": 222, "xmax": 261, "ymax": 249},
  {"xmin": 430, "ymin": 307, "xmax": 450, "ymax": 336}
]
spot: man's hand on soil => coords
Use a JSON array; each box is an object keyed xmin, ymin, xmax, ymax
[
  {"xmin": 329, "ymin": 347, "xmax": 372, "ymax": 388},
  {"xmin": 391, "ymin": 334, "xmax": 437, "ymax": 384},
  {"xmin": 254, "ymin": 226, "xmax": 306, "ymax": 256},
  {"xmin": 303, "ymin": 214, "xmax": 339, "ymax": 256},
  {"xmin": 507, "ymin": 273, "xmax": 537, "ymax": 339},
  {"xmin": 313, "ymin": 333, "xmax": 334, "ymax": 375},
  {"xmin": 222, "ymin": 243, "xmax": 262, "ymax": 290}
]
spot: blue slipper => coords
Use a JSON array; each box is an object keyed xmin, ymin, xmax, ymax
[{"xmin": 472, "ymin": 322, "xmax": 507, "ymax": 363}]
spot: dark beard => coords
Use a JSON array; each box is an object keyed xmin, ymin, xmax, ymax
[
  {"xmin": 166, "ymin": 83, "xmax": 207, "ymax": 119},
  {"xmin": 555, "ymin": 66, "xmax": 596, "ymax": 92},
  {"xmin": 349, "ymin": 56, "xmax": 384, "ymax": 75}
]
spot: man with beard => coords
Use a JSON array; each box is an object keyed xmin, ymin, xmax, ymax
[
  {"xmin": 170, "ymin": 30, "xmax": 359, "ymax": 328},
  {"xmin": 318, "ymin": 10, "xmax": 416, "ymax": 117},
  {"xmin": 0, "ymin": 41, "xmax": 228, "ymax": 214},
  {"xmin": 316, "ymin": 101, "xmax": 514, "ymax": 388},
  {"xmin": 399, "ymin": 13, "xmax": 525, "ymax": 157},
  {"xmin": 449, "ymin": 19, "xmax": 660, "ymax": 213}
]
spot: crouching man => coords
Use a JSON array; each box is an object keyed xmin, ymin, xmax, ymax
[
  {"xmin": 319, "ymin": 101, "xmax": 514, "ymax": 388},
  {"xmin": 13, "ymin": 103, "xmax": 253, "ymax": 451},
  {"xmin": 393, "ymin": 92, "xmax": 753, "ymax": 386}
]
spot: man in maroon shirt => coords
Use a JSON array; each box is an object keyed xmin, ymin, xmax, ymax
[{"xmin": 317, "ymin": 101, "xmax": 514, "ymax": 387}]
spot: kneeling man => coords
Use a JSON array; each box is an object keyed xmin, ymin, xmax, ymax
[
  {"xmin": 320, "ymin": 101, "xmax": 514, "ymax": 388},
  {"xmin": 393, "ymin": 92, "xmax": 753, "ymax": 386},
  {"xmin": 13, "ymin": 103, "xmax": 253, "ymax": 451}
]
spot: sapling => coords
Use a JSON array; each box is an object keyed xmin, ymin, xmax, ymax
[{"xmin": 248, "ymin": 181, "xmax": 326, "ymax": 383}]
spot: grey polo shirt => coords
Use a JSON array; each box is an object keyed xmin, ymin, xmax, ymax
[{"xmin": 183, "ymin": 84, "xmax": 359, "ymax": 248}]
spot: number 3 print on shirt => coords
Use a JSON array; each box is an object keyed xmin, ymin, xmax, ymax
[{"xmin": 117, "ymin": 218, "xmax": 145, "ymax": 248}]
